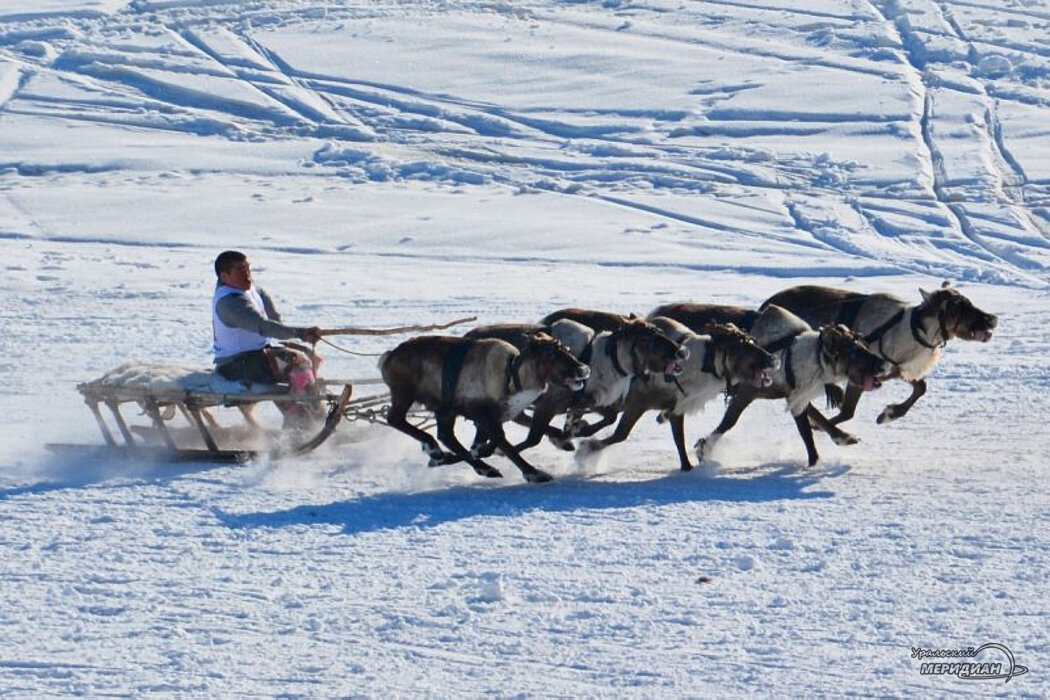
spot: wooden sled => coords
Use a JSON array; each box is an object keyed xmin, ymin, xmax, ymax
[
  {"xmin": 47, "ymin": 367, "xmax": 437, "ymax": 463},
  {"xmin": 46, "ymin": 375, "xmax": 356, "ymax": 462}
]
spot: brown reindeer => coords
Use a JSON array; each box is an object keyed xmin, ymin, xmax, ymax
[
  {"xmin": 762, "ymin": 282, "xmax": 998, "ymax": 425},
  {"xmin": 581, "ymin": 319, "xmax": 776, "ymax": 471},
  {"xmin": 697, "ymin": 308, "xmax": 892, "ymax": 467},
  {"xmin": 472, "ymin": 317, "xmax": 687, "ymax": 452},
  {"xmin": 379, "ymin": 333, "xmax": 589, "ymax": 483}
]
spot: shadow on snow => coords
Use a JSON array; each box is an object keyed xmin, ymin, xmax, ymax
[{"xmin": 215, "ymin": 462, "xmax": 845, "ymax": 535}]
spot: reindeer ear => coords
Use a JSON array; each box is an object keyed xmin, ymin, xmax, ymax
[
  {"xmin": 941, "ymin": 280, "xmax": 951, "ymax": 289},
  {"xmin": 919, "ymin": 287, "xmax": 933, "ymax": 303}
]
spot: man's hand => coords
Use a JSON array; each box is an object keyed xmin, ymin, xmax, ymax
[{"xmin": 298, "ymin": 326, "xmax": 323, "ymax": 344}]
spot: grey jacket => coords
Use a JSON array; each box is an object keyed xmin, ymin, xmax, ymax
[{"xmin": 214, "ymin": 285, "xmax": 305, "ymax": 344}]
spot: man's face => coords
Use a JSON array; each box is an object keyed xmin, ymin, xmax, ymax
[{"xmin": 220, "ymin": 259, "xmax": 252, "ymax": 291}]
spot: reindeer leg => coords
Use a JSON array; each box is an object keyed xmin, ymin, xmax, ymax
[
  {"xmin": 828, "ymin": 383, "xmax": 862, "ymax": 426},
  {"xmin": 509, "ymin": 408, "xmax": 570, "ymax": 448},
  {"xmin": 793, "ymin": 410, "xmax": 820, "ymax": 466},
  {"xmin": 806, "ymin": 404, "xmax": 859, "ymax": 446},
  {"xmin": 668, "ymin": 414, "xmax": 694, "ymax": 471},
  {"xmin": 469, "ymin": 424, "xmax": 497, "ymax": 459},
  {"xmin": 516, "ymin": 400, "xmax": 560, "ymax": 451},
  {"xmin": 696, "ymin": 391, "xmax": 756, "ymax": 463},
  {"xmin": 477, "ymin": 415, "xmax": 551, "ymax": 484},
  {"xmin": 436, "ymin": 411, "xmax": 502, "ymax": 478},
  {"xmin": 570, "ymin": 406, "xmax": 621, "ymax": 438},
  {"xmin": 878, "ymin": 379, "xmax": 926, "ymax": 424},
  {"xmin": 581, "ymin": 402, "xmax": 646, "ymax": 454},
  {"xmin": 386, "ymin": 395, "xmax": 457, "ymax": 466}
]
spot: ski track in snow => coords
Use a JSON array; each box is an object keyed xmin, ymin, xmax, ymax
[
  {"xmin": 1, "ymin": 0, "xmax": 1049, "ymax": 284},
  {"xmin": 1, "ymin": 0, "xmax": 1049, "ymax": 695}
]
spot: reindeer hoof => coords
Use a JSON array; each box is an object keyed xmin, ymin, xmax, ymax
[
  {"xmin": 523, "ymin": 469, "xmax": 553, "ymax": 484},
  {"xmin": 877, "ymin": 407, "xmax": 899, "ymax": 424},
  {"xmin": 832, "ymin": 432, "xmax": 860, "ymax": 446},
  {"xmin": 472, "ymin": 464, "xmax": 503, "ymax": 479},
  {"xmin": 680, "ymin": 462, "xmax": 694, "ymax": 472},
  {"xmin": 427, "ymin": 451, "xmax": 457, "ymax": 467}
]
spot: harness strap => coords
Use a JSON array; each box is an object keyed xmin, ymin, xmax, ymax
[
  {"xmin": 910, "ymin": 304, "xmax": 943, "ymax": 349},
  {"xmin": 762, "ymin": 334, "xmax": 797, "ymax": 355},
  {"xmin": 441, "ymin": 342, "xmax": 473, "ymax": 409},
  {"xmin": 505, "ymin": 354, "xmax": 523, "ymax": 393},
  {"xmin": 578, "ymin": 337, "xmax": 595, "ymax": 365},
  {"xmin": 863, "ymin": 309, "xmax": 905, "ymax": 344},
  {"xmin": 607, "ymin": 333, "xmax": 630, "ymax": 377}
]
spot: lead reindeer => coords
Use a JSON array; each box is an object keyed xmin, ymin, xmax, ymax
[
  {"xmin": 379, "ymin": 333, "xmax": 589, "ymax": 483},
  {"xmin": 762, "ymin": 282, "xmax": 998, "ymax": 425}
]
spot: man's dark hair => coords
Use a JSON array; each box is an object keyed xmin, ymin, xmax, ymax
[{"xmin": 214, "ymin": 250, "xmax": 247, "ymax": 277}]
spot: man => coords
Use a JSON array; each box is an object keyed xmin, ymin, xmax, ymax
[{"xmin": 212, "ymin": 251, "xmax": 324, "ymax": 424}]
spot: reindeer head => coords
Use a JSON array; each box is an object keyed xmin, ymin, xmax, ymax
[
  {"xmin": 919, "ymin": 282, "xmax": 998, "ymax": 344},
  {"xmin": 818, "ymin": 323, "xmax": 891, "ymax": 392},
  {"xmin": 521, "ymin": 332, "xmax": 590, "ymax": 391},
  {"xmin": 614, "ymin": 319, "xmax": 687, "ymax": 379},
  {"xmin": 705, "ymin": 322, "xmax": 776, "ymax": 388}
]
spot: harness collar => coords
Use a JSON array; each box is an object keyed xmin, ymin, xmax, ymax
[{"xmin": 910, "ymin": 303, "xmax": 946, "ymax": 349}]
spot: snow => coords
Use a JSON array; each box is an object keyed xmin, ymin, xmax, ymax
[{"xmin": 1, "ymin": 0, "xmax": 1048, "ymax": 695}]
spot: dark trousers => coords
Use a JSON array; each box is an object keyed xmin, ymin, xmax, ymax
[{"xmin": 216, "ymin": 349, "xmax": 278, "ymax": 386}]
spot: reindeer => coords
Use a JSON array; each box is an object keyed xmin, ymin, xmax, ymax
[
  {"xmin": 762, "ymin": 282, "xmax": 998, "ymax": 425},
  {"xmin": 696, "ymin": 306, "xmax": 892, "ymax": 467},
  {"xmin": 379, "ymin": 333, "xmax": 589, "ymax": 483},
  {"xmin": 470, "ymin": 317, "xmax": 687, "ymax": 452},
  {"xmin": 581, "ymin": 318, "xmax": 776, "ymax": 471}
]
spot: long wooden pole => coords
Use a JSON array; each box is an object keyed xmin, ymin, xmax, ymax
[{"xmin": 320, "ymin": 315, "xmax": 477, "ymax": 337}]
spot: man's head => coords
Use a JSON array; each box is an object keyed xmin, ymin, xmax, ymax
[{"xmin": 215, "ymin": 250, "xmax": 252, "ymax": 291}]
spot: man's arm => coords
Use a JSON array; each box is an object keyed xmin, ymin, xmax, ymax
[
  {"xmin": 216, "ymin": 292, "xmax": 311, "ymax": 341},
  {"xmin": 257, "ymin": 287, "xmax": 283, "ymax": 323}
]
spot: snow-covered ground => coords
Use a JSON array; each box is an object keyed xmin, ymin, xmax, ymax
[{"xmin": 2, "ymin": 0, "xmax": 1048, "ymax": 695}]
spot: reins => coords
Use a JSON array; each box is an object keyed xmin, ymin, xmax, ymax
[
  {"xmin": 318, "ymin": 337, "xmax": 385, "ymax": 357},
  {"xmin": 315, "ymin": 314, "xmax": 480, "ymax": 357}
]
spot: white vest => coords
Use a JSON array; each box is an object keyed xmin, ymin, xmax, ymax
[{"xmin": 213, "ymin": 285, "xmax": 270, "ymax": 361}]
